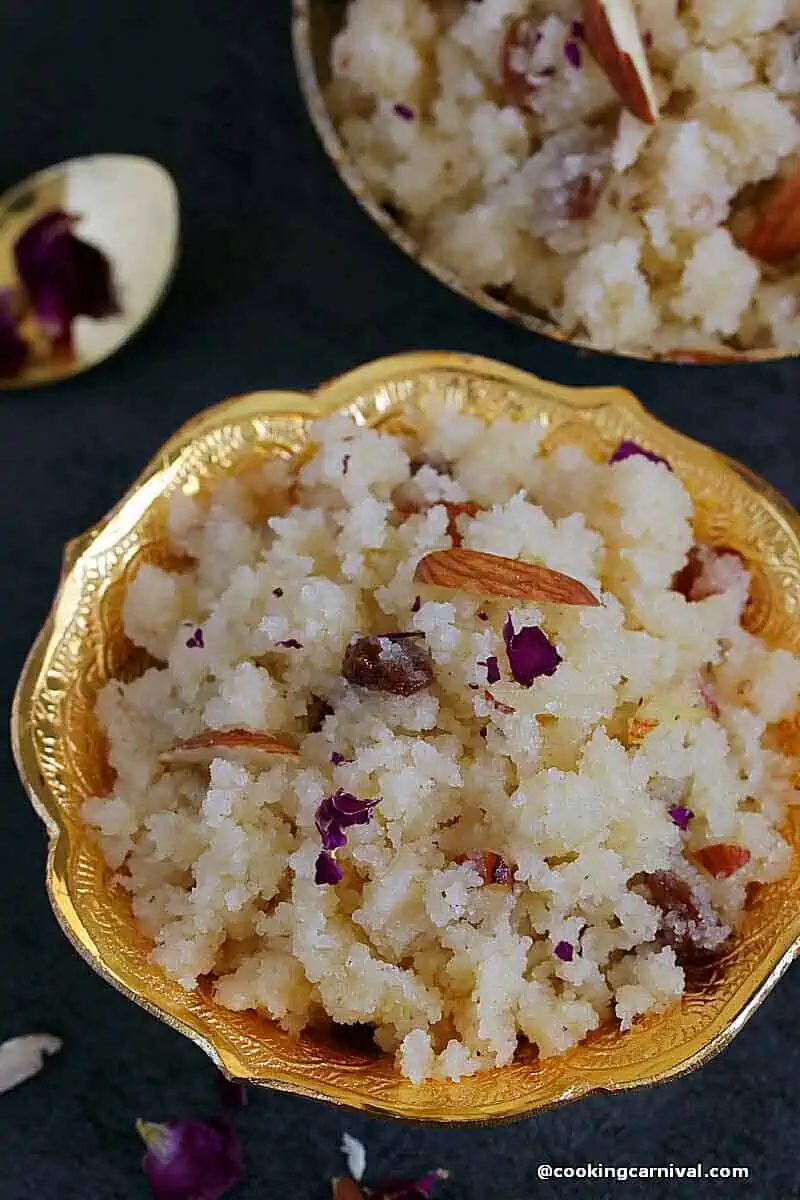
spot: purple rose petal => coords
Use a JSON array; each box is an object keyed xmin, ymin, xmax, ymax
[
  {"xmin": 331, "ymin": 751, "xmax": 346, "ymax": 766},
  {"xmin": 668, "ymin": 805, "xmax": 694, "ymax": 831},
  {"xmin": 502, "ymin": 616, "xmax": 561, "ymax": 687},
  {"xmin": 411, "ymin": 596, "xmax": 421, "ymax": 614},
  {"xmin": 185, "ymin": 627, "xmax": 204, "ymax": 650},
  {"xmin": 477, "ymin": 610, "xmax": 489, "ymax": 621},
  {"xmin": 478, "ymin": 656, "xmax": 501, "ymax": 685},
  {"xmin": 314, "ymin": 791, "xmax": 380, "ymax": 879},
  {"xmin": 370, "ymin": 1170, "xmax": 449, "ymax": 1200},
  {"xmin": 609, "ymin": 440, "xmax": 672, "ymax": 471},
  {"xmin": 315, "ymin": 850, "xmax": 343, "ymax": 886},
  {"xmin": 215, "ymin": 1071, "xmax": 247, "ymax": 1111},
  {"xmin": 0, "ymin": 289, "xmax": 27, "ymax": 379},
  {"xmin": 136, "ymin": 1118, "xmax": 243, "ymax": 1200},
  {"xmin": 571, "ymin": 19, "xmax": 585, "ymax": 37},
  {"xmin": 14, "ymin": 209, "xmax": 120, "ymax": 347},
  {"xmin": 564, "ymin": 40, "xmax": 582, "ymax": 68},
  {"xmin": 342, "ymin": 454, "xmax": 351, "ymax": 476},
  {"xmin": 276, "ymin": 638, "xmax": 303, "ymax": 649},
  {"xmin": 554, "ymin": 940, "xmax": 574, "ymax": 963},
  {"xmin": 393, "ymin": 103, "xmax": 415, "ymax": 121}
]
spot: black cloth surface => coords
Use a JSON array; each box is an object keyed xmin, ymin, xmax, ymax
[{"xmin": 2, "ymin": 4, "xmax": 799, "ymax": 1198}]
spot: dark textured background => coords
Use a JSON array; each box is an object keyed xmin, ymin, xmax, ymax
[{"xmin": 2, "ymin": 4, "xmax": 799, "ymax": 1197}]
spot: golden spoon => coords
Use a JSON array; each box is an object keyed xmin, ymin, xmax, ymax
[{"xmin": 0, "ymin": 153, "xmax": 179, "ymax": 389}]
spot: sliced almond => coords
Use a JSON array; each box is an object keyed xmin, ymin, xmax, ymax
[
  {"xmin": 628, "ymin": 715, "xmax": 659, "ymax": 746},
  {"xmin": 456, "ymin": 850, "xmax": 514, "ymax": 886},
  {"xmin": 694, "ymin": 843, "xmax": 751, "ymax": 880},
  {"xmin": 160, "ymin": 728, "xmax": 299, "ymax": 769},
  {"xmin": 414, "ymin": 548, "xmax": 600, "ymax": 606},
  {"xmin": 742, "ymin": 160, "xmax": 800, "ymax": 264},
  {"xmin": 583, "ymin": 0, "xmax": 659, "ymax": 124}
]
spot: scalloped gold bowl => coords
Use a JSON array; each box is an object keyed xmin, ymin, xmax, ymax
[
  {"xmin": 292, "ymin": 0, "xmax": 787, "ymax": 366},
  {"xmin": 12, "ymin": 352, "xmax": 800, "ymax": 1121}
]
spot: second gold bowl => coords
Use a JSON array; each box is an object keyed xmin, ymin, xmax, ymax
[
  {"xmin": 12, "ymin": 352, "xmax": 800, "ymax": 1121},
  {"xmin": 292, "ymin": 0, "xmax": 785, "ymax": 366}
]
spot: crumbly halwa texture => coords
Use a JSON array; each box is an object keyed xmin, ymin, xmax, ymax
[
  {"xmin": 84, "ymin": 409, "xmax": 800, "ymax": 1082},
  {"xmin": 327, "ymin": 0, "xmax": 800, "ymax": 355}
]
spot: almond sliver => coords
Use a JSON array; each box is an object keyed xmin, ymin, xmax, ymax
[
  {"xmin": 583, "ymin": 0, "xmax": 659, "ymax": 125},
  {"xmin": 413, "ymin": 548, "xmax": 600, "ymax": 606},
  {"xmin": 742, "ymin": 160, "xmax": 800, "ymax": 264},
  {"xmin": 160, "ymin": 728, "xmax": 298, "ymax": 769}
]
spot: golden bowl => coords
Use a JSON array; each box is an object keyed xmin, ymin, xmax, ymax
[
  {"xmin": 292, "ymin": 0, "xmax": 785, "ymax": 366},
  {"xmin": 12, "ymin": 351, "xmax": 800, "ymax": 1122}
]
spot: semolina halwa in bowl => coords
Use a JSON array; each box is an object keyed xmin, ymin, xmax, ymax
[
  {"xmin": 13, "ymin": 353, "xmax": 800, "ymax": 1121},
  {"xmin": 294, "ymin": 0, "xmax": 800, "ymax": 362}
]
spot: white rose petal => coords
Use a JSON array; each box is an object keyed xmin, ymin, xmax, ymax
[
  {"xmin": 341, "ymin": 1132, "xmax": 367, "ymax": 1182},
  {"xmin": 0, "ymin": 1033, "xmax": 62, "ymax": 1095}
]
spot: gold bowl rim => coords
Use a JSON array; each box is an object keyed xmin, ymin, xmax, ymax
[
  {"xmin": 11, "ymin": 351, "xmax": 800, "ymax": 1122},
  {"xmin": 291, "ymin": 0, "xmax": 788, "ymax": 367}
]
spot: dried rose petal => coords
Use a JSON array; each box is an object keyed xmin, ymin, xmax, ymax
[
  {"xmin": 0, "ymin": 1033, "xmax": 62, "ymax": 1095},
  {"xmin": 668, "ymin": 805, "xmax": 694, "ymax": 831},
  {"xmin": 333, "ymin": 1180, "xmax": 365, "ymax": 1200},
  {"xmin": 502, "ymin": 616, "xmax": 561, "ymax": 687},
  {"xmin": 14, "ymin": 209, "xmax": 120, "ymax": 346},
  {"xmin": 215, "ymin": 1071, "xmax": 247, "ymax": 1110},
  {"xmin": 315, "ymin": 791, "xmax": 380, "ymax": 880},
  {"xmin": 136, "ymin": 1117, "xmax": 243, "ymax": 1200},
  {"xmin": 478, "ymin": 656, "xmax": 501, "ymax": 685},
  {"xmin": 0, "ymin": 289, "xmax": 27, "ymax": 379},
  {"xmin": 554, "ymin": 940, "xmax": 574, "ymax": 962},
  {"xmin": 564, "ymin": 39, "xmax": 582, "ymax": 67},
  {"xmin": 341, "ymin": 1132, "xmax": 367, "ymax": 1182},
  {"xmin": 315, "ymin": 851, "xmax": 344, "ymax": 886},
  {"xmin": 370, "ymin": 1170, "xmax": 449, "ymax": 1200},
  {"xmin": 609, "ymin": 440, "xmax": 671, "ymax": 470}
]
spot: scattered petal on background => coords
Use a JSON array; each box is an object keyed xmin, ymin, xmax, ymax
[
  {"xmin": 136, "ymin": 1117, "xmax": 243, "ymax": 1200},
  {"xmin": 332, "ymin": 1179, "xmax": 365, "ymax": 1200},
  {"xmin": 0, "ymin": 1033, "xmax": 62, "ymax": 1095},
  {"xmin": 369, "ymin": 1168, "xmax": 449, "ymax": 1199},
  {"xmin": 215, "ymin": 1070, "xmax": 247, "ymax": 1110},
  {"xmin": 341, "ymin": 1132, "xmax": 367, "ymax": 1182}
]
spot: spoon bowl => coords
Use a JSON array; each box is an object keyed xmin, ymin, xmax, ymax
[{"xmin": 0, "ymin": 154, "xmax": 179, "ymax": 388}]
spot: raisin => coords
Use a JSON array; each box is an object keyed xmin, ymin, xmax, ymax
[
  {"xmin": 307, "ymin": 695, "xmax": 333, "ymax": 733},
  {"xmin": 673, "ymin": 544, "xmax": 747, "ymax": 602},
  {"xmin": 566, "ymin": 172, "xmax": 605, "ymax": 221},
  {"xmin": 639, "ymin": 870, "xmax": 707, "ymax": 962},
  {"xmin": 342, "ymin": 633, "xmax": 434, "ymax": 696},
  {"xmin": 501, "ymin": 14, "xmax": 545, "ymax": 109},
  {"xmin": 456, "ymin": 851, "xmax": 514, "ymax": 886}
]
